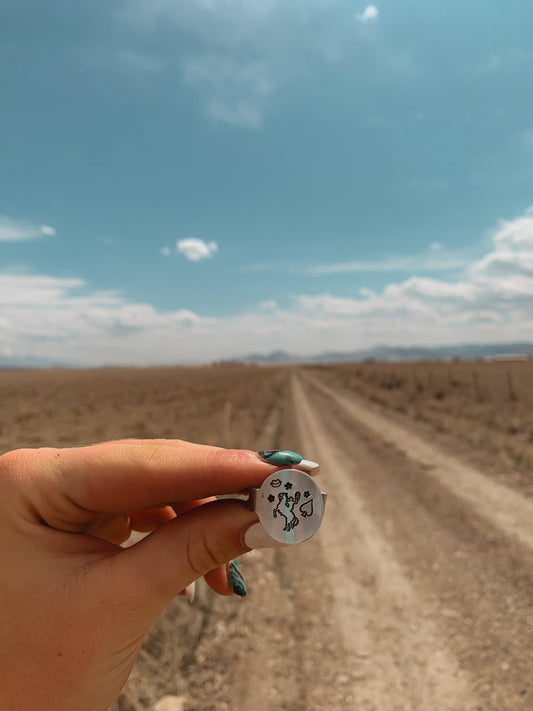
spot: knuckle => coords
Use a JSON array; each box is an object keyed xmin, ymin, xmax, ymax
[
  {"xmin": 0, "ymin": 446, "xmax": 60, "ymax": 482},
  {"xmin": 0, "ymin": 448, "xmax": 33, "ymax": 476},
  {"xmin": 0, "ymin": 450, "xmax": 36, "ymax": 503}
]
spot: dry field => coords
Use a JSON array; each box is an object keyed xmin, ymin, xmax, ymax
[
  {"xmin": 0, "ymin": 362, "xmax": 532, "ymax": 711},
  {"xmin": 0, "ymin": 365, "xmax": 288, "ymax": 454},
  {"xmin": 308, "ymin": 359, "xmax": 533, "ymax": 489}
]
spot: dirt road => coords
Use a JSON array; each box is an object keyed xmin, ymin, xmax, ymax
[
  {"xmin": 291, "ymin": 370, "xmax": 533, "ymax": 711},
  {"xmin": 125, "ymin": 368, "xmax": 533, "ymax": 711}
]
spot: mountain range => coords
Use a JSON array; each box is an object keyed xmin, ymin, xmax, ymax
[
  {"xmin": 1, "ymin": 342, "xmax": 532, "ymax": 369},
  {"xmin": 236, "ymin": 342, "xmax": 533, "ymax": 365}
]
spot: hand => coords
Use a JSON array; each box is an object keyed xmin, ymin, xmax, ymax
[{"xmin": 0, "ymin": 439, "xmax": 274, "ymax": 711}]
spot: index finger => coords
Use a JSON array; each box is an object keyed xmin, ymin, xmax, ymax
[{"xmin": 38, "ymin": 439, "xmax": 274, "ymax": 514}]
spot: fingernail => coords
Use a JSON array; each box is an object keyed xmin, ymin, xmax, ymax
[
  {"xmin": 228, "ymin": 559, "xmax": 247, "ymax": 597},
  {"xmin": 184, "ymin": 582, "xmax": 196, "ymax": 603},
  {"xmin": 242, "ymin": 522, "xmax": 289, "ymax": 550},
  {"xmin": 257, "ymin": 450, "xmax": 303, "ymax": 465},
  {"xmin": 257, "ymin": 450, "xmax": 319, "ymax": 474},
  {"xmin": 298, "ymin": 458, "xmax": 320, "ymax": 474}
]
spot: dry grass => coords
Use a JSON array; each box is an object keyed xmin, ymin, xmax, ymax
[
  {"xmin": 0, "ymin": 365, "xmax": 288, "ymax": 454},
  {"xmin": 308, "ymin": 359, "xmax": 533, "ymax": 480}
]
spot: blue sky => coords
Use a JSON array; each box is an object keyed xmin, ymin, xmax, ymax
[{"xmin": 1, "ymin": 0, "xmax": 532, "ymax": 364}]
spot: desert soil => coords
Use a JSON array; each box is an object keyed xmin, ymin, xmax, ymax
[{"xmin": 1, "ymin": 365, "xmax": 531, "ymax": 710}]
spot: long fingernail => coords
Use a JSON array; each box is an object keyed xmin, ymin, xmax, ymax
[
  {"xmin": 258, "ymin": 450, "xmax": 303, "ymax": 465},
  {"xmin": 298, "ymin": 458, "xmax": 320, "ymax": 474},
  {"xmin": 242, "ymin": 522, "xmax": 289, "ymax": 550},
  {"xmin": 184, "ymin": 582, "xmax": 196, "ymax": 603},
  {"xmin": 228, "ymin": 559, "xmax": 247, "ymax": 597},
  {"xmin": 257, "ymin": 450, "xmax": 319, "ymax": 474}
]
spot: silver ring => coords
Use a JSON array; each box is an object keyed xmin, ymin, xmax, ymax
[{"xmin": 248, "ymin": 469, "xmax": 327, "ymax": 544}]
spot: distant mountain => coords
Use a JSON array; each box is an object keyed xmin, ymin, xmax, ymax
[
  {"xmin": 238, "ymin": 342, "xmax": 533, "ymax": 365},
  {"xmin": 2, "ymin": 342, "xmax": 532, "ymax": 369},
  {"xmin": 0, "ymin": 354, "xmax": 73, "ymax": 369}
]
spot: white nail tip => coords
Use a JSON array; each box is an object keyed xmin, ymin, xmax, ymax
[
  {"xmin": 298, "ymin": 459, "xmax": 320, "ymax": 473},
  {"xmin": 185, "ymin": 582, "xmax": 196, "ymax": 603},
  {"xmin": 243, "ymin": 523, "xmax": 289, "ymax": 550}
]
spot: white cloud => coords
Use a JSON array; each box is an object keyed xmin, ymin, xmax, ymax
[
  {"xmin": 177, "ymin": 238, "xmax": 218, "ymax": 261},
  {"xmin": 40, "ymin": 225, "xmax": 56, "ymax": 237},
  {"xmin": 1, "ymin": 208, "xmax": 532, "ymax": 364},
  {"xmin": 0, "ymin": 274, "xmax": 216, "ymax": 365},
  {"xmin": 0, "ymin": 274, "xmax": 85, "ymax": 305},
  {"xmin": 160, "ymin": 246, "xmax": 172, "ymax": 256},
  {"xmin": 116, "ymin": 1, "xmax": 376, "ymax": 128},
  {"xmin": 259, "ymin": 299, "xmax": 278, "ymax": 310},
  {"xmin": 355, "ymin": 5, "xmax": 379, "ymax": 23},
  {"xmin": 492, "ymin": 208, "xmax": 533, "ymax": 249},
  {"xmin": 0, "ymin": 215, "xmax": 56, "ymax": 242},
  {"xmin": 306, "ymin": 246, "xmax": 470, "ymax": 275},
  {"xmin": 297, "ymin": 211, "xmax": 533, "ymax": 338}
]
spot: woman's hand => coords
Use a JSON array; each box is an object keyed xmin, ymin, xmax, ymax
[{"xmin": 0, "ymin": 439, "xmax": 275, "ymax": 711}]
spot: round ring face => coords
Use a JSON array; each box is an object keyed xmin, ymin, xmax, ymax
[{"xmin": 255, "ymin": 469, "xmax": 324, "ymax": 544}]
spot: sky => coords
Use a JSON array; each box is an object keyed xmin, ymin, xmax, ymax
[{"xmin": 1, "ymin": 0, "xmax": 533, "ymax": 365}]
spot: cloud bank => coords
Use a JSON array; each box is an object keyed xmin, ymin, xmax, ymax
[
  {"xmin": 0, "ymin": 274, "xmax": 215, "ymax": 364},
  {"xmin": 1, "ymin": 208, "xmax": 532, "ymax": 365}
]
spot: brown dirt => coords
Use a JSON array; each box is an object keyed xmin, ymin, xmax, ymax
[{"xmin": 1, "ymin": 365, "xmax": 531, "ymax": 710}]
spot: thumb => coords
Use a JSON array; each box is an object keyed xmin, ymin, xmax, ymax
[{"xmin": 115, "ymin": 499, "xmax": 256, "ymax": 614}]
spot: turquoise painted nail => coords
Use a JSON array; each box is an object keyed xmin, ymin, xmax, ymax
[
  {"xmin": 258, "ymin": 450, "xmax": 303, "ymax": 466},
  {"xmin": 228, "ymin": 559, "xmax": 247, "ymax": 597}
]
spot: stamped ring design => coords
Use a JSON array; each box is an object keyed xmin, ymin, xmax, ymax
[{"xmin": 248, "ymin": 469, "xmax": 327, "ymax": 544}]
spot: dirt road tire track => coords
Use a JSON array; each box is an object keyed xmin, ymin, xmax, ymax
[
  {"xmin": 181, "ymin": 373, "xmax": 355, "ymax": 711},
  {"xmin": 293, "ymin": 374, "xmax": 477, "ymax": 710},
  {"xmin": 294, "ymin": 370, "xmax": 533, "ymax": 710},
  {"xmin": 303, "ymin": 371, "xmax": 533, "ymax": 550}
]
